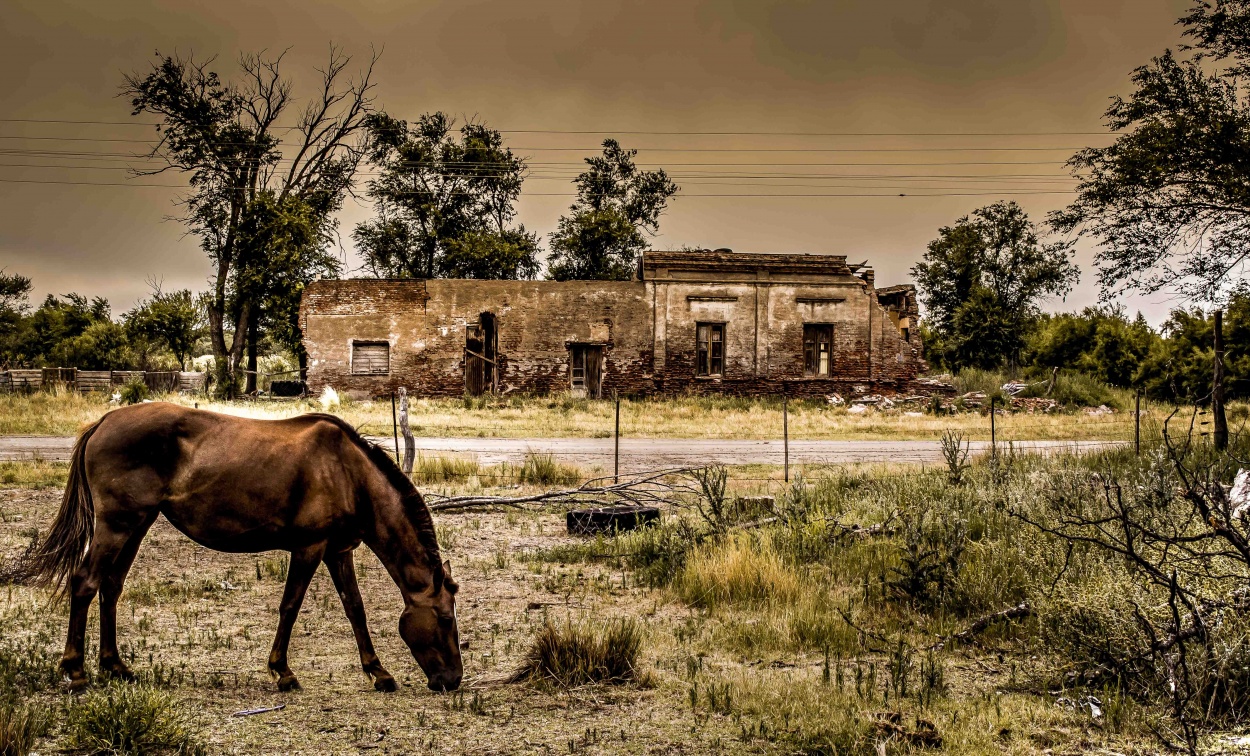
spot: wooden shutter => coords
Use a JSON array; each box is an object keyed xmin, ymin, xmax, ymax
[{"xmin": 352, "ymin": 342, "xmax": 390, "ymax": 375}]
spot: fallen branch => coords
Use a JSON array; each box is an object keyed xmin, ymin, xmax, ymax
[
  {"xmin": 930, "ymin": 601, "xmax": 1032, "ymax": 651},
  {"xmin": 425, "ymin": 467, "xmax": 701, "ymax": 511}
]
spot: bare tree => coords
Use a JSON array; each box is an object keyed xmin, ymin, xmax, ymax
[{"xmin": 124, "ymin": 47, "xmax": 377, "ymax": 394}]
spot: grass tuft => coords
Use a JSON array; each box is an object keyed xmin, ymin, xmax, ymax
[
  {"xmin": 677, "ymin": 533, "xmax": 801, "ymax": 609},
  {"xmin": 62, "ymin": 684, "xmax": 207, "ymax": 756},
  {"xmin": 0, "ymin": 700, "xmax": 50, "ymax": 756},
  {"xmin": 511, "ymin": 618, "xmax": 644, "ymax": 687},
  {"xmin": 412, "ymin": 454, "xmax": 480, "ymax": 483},
  {"xmin": 517, "ymin": 452, "xmax": 581, "ymax": 486}
]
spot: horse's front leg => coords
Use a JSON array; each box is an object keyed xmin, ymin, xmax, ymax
[
  {"xmin": 267, "ymin": 545, "xmax": 324, "ymax": 692},
  {"xmin": 325, "ymin": 549, "xmax": 396, "ymax": 692}
]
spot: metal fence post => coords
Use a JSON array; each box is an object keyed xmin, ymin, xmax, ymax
[
  {"xmin": 783, "ymin": 396, "xmax": 790, "ymax": 483},
  {"xmin": 990, "ymin": 395, "xmax": 997, "ymax": 458},
  {"xmin": 1135, "ymin": 388, "xmax": 1142, "ymax": 456},
  {"xmin": 613, "ymin": 391, "xmax": 620, "ymax": 484}
]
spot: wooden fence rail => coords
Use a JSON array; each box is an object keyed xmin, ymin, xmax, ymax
[{"xmin": 0, "ymin": 369, "xmax": 208, "ymax": 394}]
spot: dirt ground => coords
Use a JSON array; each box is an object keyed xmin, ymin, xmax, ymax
[
  {"xmin": 2, "ymin": 486, "xmax": 749, "ymax": 755},
  {"xmin": 0, "ymin": 480, "xmax": 1208, "ymax": 755}
]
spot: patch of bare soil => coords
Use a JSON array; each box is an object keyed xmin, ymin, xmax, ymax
[{"xmin": 1, "ymin": 487, "xmax": 744, "ymax": 755}]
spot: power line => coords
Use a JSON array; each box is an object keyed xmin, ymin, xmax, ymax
[
  {"xmin": 0, "ymin": 118, "xmax": 1116, "ymax": 137},
  {"xmin": 0, "ymin": 135, "xmax": 1093, "ymax": 153},
  {"xmin": 0, "ymin": 177, "xmax": 1074, "ymax": 196}
]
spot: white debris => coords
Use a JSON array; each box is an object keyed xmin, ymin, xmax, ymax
[
  {"xmin": 826, "ymin": 393, "xmax": 845, "ymax": 406},
  {"xmin": 1002, "ymin": 381, "xmax": 1029, "ymax": 396},
  {"xmin": 1084, "ymin": 404, "xmax": 1114, "ymax": 416},
  {"xmin": 109, "ymin": 391, "xmax": 121, "ymax": 405},
  {"xmin": 319, "ymin": 386, "xmax": 341, "ymax": 411},
  {"xmin": 1230, "ymin": 469, "xmax": 1250, "ymax": 521},
  {"xmin": 847, "ymin": 404, "xmax": 868, "ymax": 415},
  {"xmin": 904, "ymin": 411, "xmax": 924, "ymax": 417},
  {"xmin": 879, "ymin": 397, "xmax": 895, "ymax": 410}
]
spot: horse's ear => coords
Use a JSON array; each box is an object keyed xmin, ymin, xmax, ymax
[{"xmin": 442, "ymin": 560, "xmax": 459, "ymax": 594}]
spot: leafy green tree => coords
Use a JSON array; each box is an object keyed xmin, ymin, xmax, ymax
[
  {"xmin": 0, "ymin": 271, "xmax": 32, "ymax": 368},
  {"xmin": 547, "ymin": 140, "xmax": 678, "ymax": 281},
  {"xmin": 354, "ymin": 112, "xmax": 539, "ymax": 279},
  {"xmin": 1137, "ymin": 293, "xmax": 1250, "ymax": 401},
  {"xmin": 50, "ymin": 320, "xmax": 131, "ymax": 370},
  {"xmin": 125, "ymin": 288, "xmax": 205, "ymax": 369},
  {"xmin": 1053, "ymin": 0, "xmax": 1250, "ymax": 302},
  {"xmin": 124, "ymin": 47, "xmax": 375, "ymax": 395},
  {"xmin": 912, "ymin": 202, "xmax": 1078, "ymax": 371},
  {"xmin": 1025, "ymin": 306, "xmax": 1158, "ymax": 387}
]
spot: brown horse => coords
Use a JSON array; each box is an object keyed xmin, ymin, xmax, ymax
[{"xmin": 12, "ymin": 402, "xmax": 461, "ymax": 692}]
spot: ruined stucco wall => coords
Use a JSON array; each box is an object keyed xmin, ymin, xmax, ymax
[
  {"xmin": 301, "ymin": 279, "xmax": 651, "ymax": 397},
  {"xmin": 300, "ymin": 252, "xmax": 927, "ymax": 399},
  {"xmin": 648, "ymin": 277, "xmax": 924, "ymax": 396}
]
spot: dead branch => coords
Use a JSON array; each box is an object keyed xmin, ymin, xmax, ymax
[
  {"xmin": 424, "ymin": 467, "xmax": 700, "ymax": 511},
  {"xmin": 930, "ymin": 601, "xmax": 1032, "ymax": 651}
]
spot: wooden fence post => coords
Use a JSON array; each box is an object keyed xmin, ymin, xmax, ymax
[{"xmin": 399, "ymin": 387, "xmax": 415, "ymax": 475}]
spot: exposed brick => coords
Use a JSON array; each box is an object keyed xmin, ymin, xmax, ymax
[{"xmin": 300, "ymin": 251, "xmax": 926, "ymax": 398}]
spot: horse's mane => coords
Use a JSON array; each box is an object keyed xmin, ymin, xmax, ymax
[{"xmin": 306, "ymin": 413, "xmax": 443, "ymax": 585}]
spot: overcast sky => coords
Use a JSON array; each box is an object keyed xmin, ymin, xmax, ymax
[{"xmin": 0, "ymin": 0, "xmax": 1194, "ymax": 322}]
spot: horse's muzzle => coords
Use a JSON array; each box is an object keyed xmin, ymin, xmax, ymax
[{"xmin": 427, "ymin": 672, "xmax": 461, "ymax": 692}]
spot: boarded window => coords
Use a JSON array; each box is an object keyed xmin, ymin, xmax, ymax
[
  {"xmin": 696, "ymin": 322, "xmax": 724, "ymax": 377},
  {"xmin": 803, "ymin": 324, "xmax": 833, "ymax": 377},
  {"xmin": 352, "ymin": 341, "xmax": 390, "ymax": 375}
]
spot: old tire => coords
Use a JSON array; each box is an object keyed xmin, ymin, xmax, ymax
[{"xmin": 566, "ymin": 505, "xmax": 660, "ymax": 536}]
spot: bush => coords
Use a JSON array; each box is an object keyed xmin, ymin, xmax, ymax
[
  {"xmin": 62, "ymin": 684, "xmax": 206, "ymax": 756},
  {"xmin": 119, "ymin": 379, "xmax": 149, "ymax": 405},
  {"xmin": 511, "ymin": 618, "xmax": 644, "ymax": 687}
]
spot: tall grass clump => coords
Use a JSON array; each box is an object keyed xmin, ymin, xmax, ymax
[
  {"xmin": 62, "ymin": 684, "xmax": 206, "ymax": 756},
  {"xmin": 0, "ymin": 701, "xmax": 50, "ymax": 756},
  {"xmin": 511, "ymin": 618, "xmax": 644, "ymax": 687},
  {"xmin": 0, "ymin": 460, "xmax": 70, "ymax": 490},
  {"xmin": 412, "ymin": 454, "xmax": 480, "ymax": 484},
  {"xmin": 517, "ymin": 451, "xmax": 581, "ymax": 486},
  {"xmin": 677, "ymin": 534, "xmax": 801, "ymax": 609}
]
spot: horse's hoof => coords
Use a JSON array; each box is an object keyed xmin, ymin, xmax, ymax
[
  {"xmin": 66, "ymin": 675, "xmax": 91, "ymax": 693},
  {"xmin": 277, "ymin": 675, "xmax": 301, "ymax": 692},
  {"xmin": 102, "ymin": 662, "xmax": 136, "ymax": 682},
  {"xmin": 373, "ymin": 675, "xmax": 398, "ymax": 693}
]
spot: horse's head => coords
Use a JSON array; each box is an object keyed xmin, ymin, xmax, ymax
[{"xmin": 399, "ymin": 560, "xmax": 462, "ymax": 691}]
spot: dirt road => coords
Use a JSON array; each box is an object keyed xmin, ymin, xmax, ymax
[{"xmin": 0, "ymin": 435, "xmax": 1121, "ymax": 473}]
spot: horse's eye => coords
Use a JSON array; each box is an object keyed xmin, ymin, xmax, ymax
[{"xmin": 438, "ymin": 615, "xmax": 454, "ymax": 627}]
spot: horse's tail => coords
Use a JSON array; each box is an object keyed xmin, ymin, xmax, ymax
[{"xmin": 6, "ymin": 418, "xmax": 102, "ymax": 595}]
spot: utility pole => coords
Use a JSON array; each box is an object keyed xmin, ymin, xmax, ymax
[{"xmin": 1214, "ymin": 309, "xmax": 1228, "ymax": 451}]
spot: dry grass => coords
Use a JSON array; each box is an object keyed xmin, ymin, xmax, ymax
[
  {"xmin": 0, "ymin": 452, "xmax": 1224, "ymax": 754},
  {"xmin": 0, "ymin": 389, "xmax": 1181, "ymax": 441}
]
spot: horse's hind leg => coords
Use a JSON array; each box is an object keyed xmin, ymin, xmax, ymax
[
  {"xmin": 325, "ymin": 549, "xmax": 396, "ymax": 692},
  {"xmin": 61, "ymin": 520, "xmax": 140, "ymax": 690},
  {"xmin": 267, "ymin": 545, "xmax": 324, "ymax": 692},
  {"xmin": 98, "ymin": 513, "xmax": 157, "ymax": 680}
]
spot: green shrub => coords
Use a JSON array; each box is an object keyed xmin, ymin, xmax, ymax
[
  {"xmin": 63, "ymin": 684, "xmax": 206, "ymax": 756},
  {"xmin": 119, "ymin": 379, "xmax": 150, "ymax": 405},
  {"xmin": 511, "ymin": 618, "xmax": 644, "ymax": 687}
]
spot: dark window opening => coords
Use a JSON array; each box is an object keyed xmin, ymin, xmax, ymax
[
  {"xmin": 696, "ymin": 322, "xmax": 724, "ymax": 377},
  {"xmin": 803, "ymin": 324, "xmax": 833, "ymax": 377},
  {"xmin": 465, "ymin": 312, "xmax": 498, "ymax": 395},
  {"xmin": 352, "ymin": 341, "xmax": 390, "ymax": 375}
]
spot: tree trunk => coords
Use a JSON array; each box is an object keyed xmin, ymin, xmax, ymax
[
  {"xmin": 1214, "ymin": 309, "xmax": 1228, "ymax": 451},
  {"xmin": 245, "ymin": 316, "xmax": 258, "ymax": 394},
  {"xmin": 228, "ymin": 302, "xmax": 251, "ymax": 396}
]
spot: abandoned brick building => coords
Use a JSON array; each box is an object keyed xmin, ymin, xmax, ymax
[{"xmin": 299, "ymin": 250, "xmax": 925, "ymax": 398}]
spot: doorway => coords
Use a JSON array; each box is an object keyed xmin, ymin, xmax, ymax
[
  {"xmin": 568, "ymin": 344, "xmax": 603, "ymax": 398},
  {"xmin": 465, "ymin": 312, "xmax": 498, "ymax": 395}
]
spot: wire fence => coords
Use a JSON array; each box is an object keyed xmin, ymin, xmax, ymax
[{"xmin": 377, "ymin": 393, "xmax": 1169, "ymax": 491}]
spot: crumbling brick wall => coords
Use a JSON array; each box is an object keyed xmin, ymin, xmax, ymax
[{"xmin": 300, "ymin": 251, "xmax": 926, "ymax": 399}]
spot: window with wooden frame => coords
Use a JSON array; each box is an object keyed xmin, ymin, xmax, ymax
[
  {"xmin": 696, "ymin": 322, "xmax": 724, "ymax": 377},
  {"xmin": 351, "ymin": 341, "xmax": 390, "ymax": 375},
  {"xmin": 803, "ymin": 324, "xmax": 833, "ymax": 377}
]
